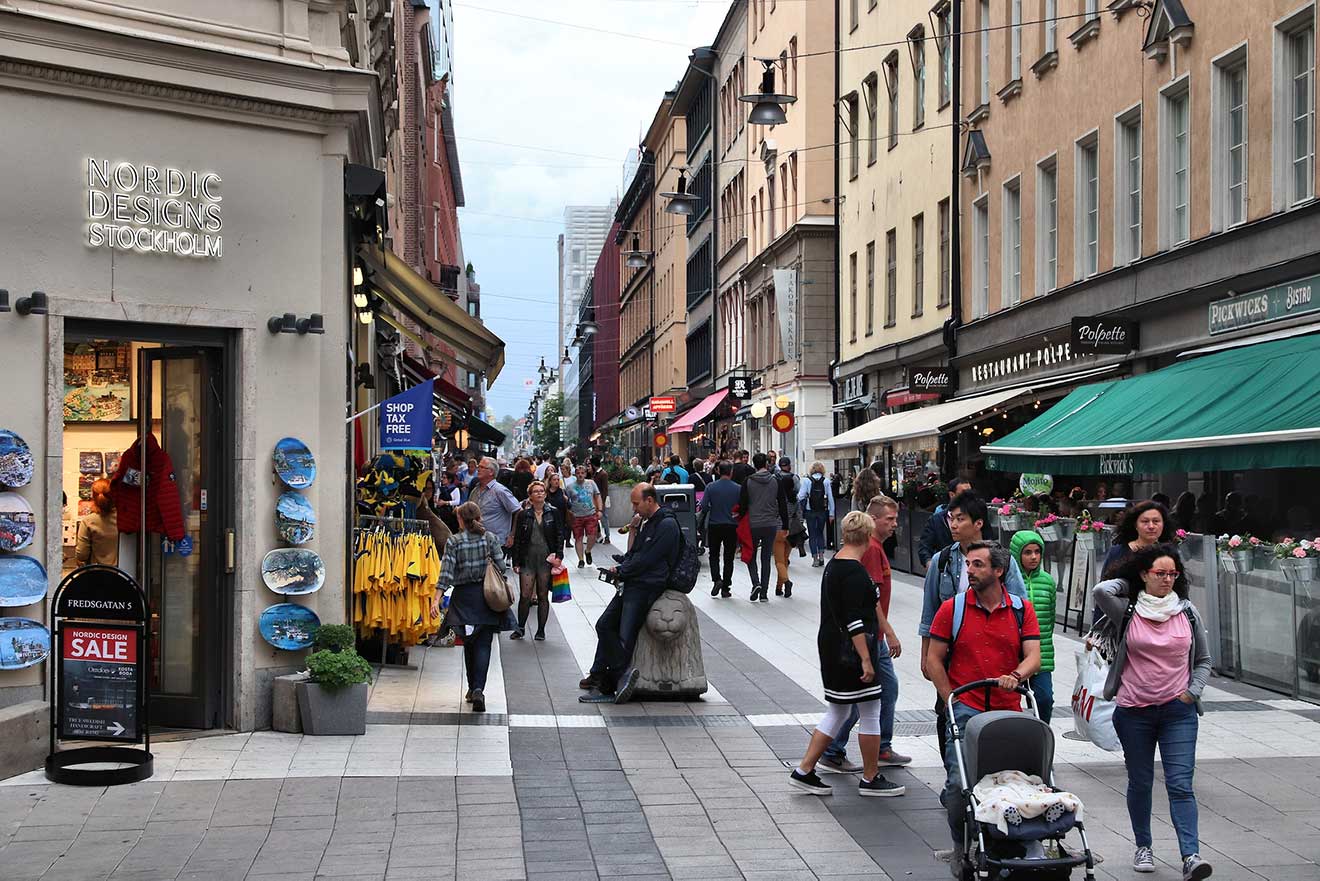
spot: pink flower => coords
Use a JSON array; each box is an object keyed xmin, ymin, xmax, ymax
[
  {"xmin": 991, "ymin": 497, "xmax": 1004, "ymax": 505},
  {"xmin": 1249, "ymin": 536, "xmax": 1261, "ymax": 545},
  {"xmin": 1176, "ymin": 529, "xmax": 1188, "ymax": 539},
  {"xmin": 1000, "ymin": 505, "xmax": 1013, "ymax": 515},
  {"xmin": 1228, "ymin": 536, "xmax": 1243, "ymax": 548},
  {"xmin": 1293, "ymin": 547, "xmax": 1308, "ymax": 559}
]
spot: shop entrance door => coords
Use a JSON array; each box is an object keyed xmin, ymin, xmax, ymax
[{"xmin": 136, "ymin": 347, "xmax": 225, "ymax": 729}]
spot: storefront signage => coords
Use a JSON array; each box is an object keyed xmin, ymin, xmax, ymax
[
  {"xmin": 649, "ymin": 396, "xmax": 676, "ymax": 413},
  {"xmin": 1097, "ymin": 453, "xmax": 1133, "ymax": 475},
  {"xmin": 840, "ymin": 374, "xmax": 866, "ymax": 400},
  {"xmin": 969, "ymin": 340, "xmax": 1083, "ymax": 385},
  {"xmin": 85, "ymin": 159, "xmax": 223, "ymax": 259},
  {"xmin": 774, "ymin": 269, "xmax": 799, "ymax": 362},
  {"xmin": 379, "ymin": 378, "xmax": 435, "ymax": 450},
  {"xmin": 1071, "ymin": 317, "xmax": 1139, "ymax": 354},
  {"xmin": 653, "ymin": 432, "xmax": 668, "ymax": 447},
  {"xmin": 1208, "ymin": 276, "xmax": 1320, "ymax": 335},
  {"xmin": 771, "ymin": 411, "xmax": 795, "ymax": 433},
  {"xmin": 906, "ymin": 366, "xmax": 954, "ymax": 396},
  {"xmin": 60, "ymin": 626, "xmax": 138, "ymax": 741},
  {"xmin": 1019, "ymin": 473, "xmax": 1053, "ymax": 495},
  {"xmin": 727, "ymin": 374, "xmax": 752, "ymax": 399}
]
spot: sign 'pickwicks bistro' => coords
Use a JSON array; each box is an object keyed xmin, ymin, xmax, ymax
[
  {"xmin": 85, "ymin": 159, "xmax": 223, "ymax": 259},
  {"xmin": 1208, "ymin": 274, "xmax": 1319, "ymax": 335}
]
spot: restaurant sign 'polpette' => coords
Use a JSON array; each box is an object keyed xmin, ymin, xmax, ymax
[
  {"xmin": 85, "ymin": 159, "xmax": 223, "ymax": 259},
  {"xmin": 1071, "ymin": 317, "xmax": 1139, "ymax": 354},
  {"xmin": 1208, "ymin": 275, "xmax": 1320, "ymax": 335}
]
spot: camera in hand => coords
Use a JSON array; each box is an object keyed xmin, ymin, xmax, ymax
[{"xmin": 597, "ymin": 568, "xmax": 619, "ymax": 585}]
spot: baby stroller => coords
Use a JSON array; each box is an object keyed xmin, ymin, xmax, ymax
[{"xmin": 948, "ymin": 680, "xmax": 1096, "ymax": 881}]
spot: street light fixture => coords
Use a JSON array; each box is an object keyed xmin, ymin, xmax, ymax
[
  {"xmin": 623, "ymin": 232, "xmax": 652, "ymax": 268},
  {"xmin": 660, "ymin": 169, "xmax": 700, "ymax": 216},
  {"xmin": 739, "ymin": 58, "xmax": 797, "ymax": 126},
  {"xmin": 537, "ymin": 357, "xmax": 548, "ymax": 378},
  {"xmin": 560, "ymin": 347, "xmax": 572, "ymax": 368}
]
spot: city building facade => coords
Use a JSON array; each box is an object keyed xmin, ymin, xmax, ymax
[{"xmin": 615, "ymin": 147, "xmax": 658, "ymax": 459}]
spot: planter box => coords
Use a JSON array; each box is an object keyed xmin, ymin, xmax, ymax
[
  {"xmin": 1251, "ymin": 546, "xmax": 1276, "ymax": 570},
  {"xmin": 1074, "ymin": 531, "xmax": 1101, "ymax": 552},
  {"xmin": 1278, "ymin": 556, "xmax": 1318, "ymax": 583},
  {"xmin": 1218, "ymin": 549, "xmax": 1253, "ymax": 574},
  {"xmin": 1036, "ymin": 523, "xmax": 1061, "ymax": 542},
  {"xmin": 296, "ymin": 681, "xmax": 367, "ymax": 736},
  {"xmin": 607, "ymin": 484, "xmax": 633, "ymax": 530}
]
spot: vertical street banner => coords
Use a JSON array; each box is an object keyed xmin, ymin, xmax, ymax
[
  {"xmin": 379, "ymin": 378, "xmax": 435, "ymax": 450},
  {"xmin": 773, "ymin": 268, "xmax": 798, "ymax": 362},
  {"xmin": 60, "ymin": 626, "xmax": 139, "ymax": 741}
]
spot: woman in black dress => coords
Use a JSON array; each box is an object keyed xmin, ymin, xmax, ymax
[
  {"xmin": 788, "ymin": 511, "xmax": 895, "ymax": 798},
  {"xmin": 509, "ymin": 480, "xmax": 567, "ymax": 641}
]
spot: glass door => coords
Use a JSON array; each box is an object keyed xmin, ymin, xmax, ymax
[{"xmin": 136, "ymin": 347, "xmax": 224, "ymax": 729}]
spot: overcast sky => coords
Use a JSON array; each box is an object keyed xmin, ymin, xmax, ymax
[{"xmin": 450, "ymin": 0, "xmax": 731, "ymax": 422}]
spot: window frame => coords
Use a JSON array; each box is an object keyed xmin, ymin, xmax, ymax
[
  {"xmin": 1273, "ymin": 8, "xmax": 1315, "ymax": 210},
  {"xmin": 1074, "ymin": 131, "xmax": 1100, "ymax": 279},
  {"xmin": 972, "ymin": 195, "xmax": 990, "ymax": 319},
  {"xmin": 849, "ymin": 251, "xmax": 859, "ymax": 342},
  {"xmin": 912, "ymin": 31, "xmax": 927, "ymax": 129},
  {"xmin": 1158, "ymin": 74, "xmax": 1192, "ymax": 249},
  {"xmin": 864, "ymin": 75, "xmax": 880, "ymax": 166},
  {"xmin": 1212, "ymin": 44, "xmax": 1249, "ymax": 231},
  {"xmin": 937, "ymin": 198, "xmax": 952, "ymax": 307},
  {"xmin": 1002, "ymin": 177, "xmax": 1022, "ymax": 307},
  {"xmin": 885, "ymin": 53, "xmax": 900, "ymax": 151},
  {"xmin": 938, "ymin": 6, "xmax": 952, "ymax": 108},
  {"xmin": 1010, "ymin": 0, "xmax": 1023, "ymax": 81},
  {"xmin": 1035, "ymin": 155, "xmax": 1058, "ymax": 295},
  {"xmin": 980, "ymin": 0, "xmax": 992, "ymax": 106},
  {"xmin": 1113, "ymin": 105, "xmax": 1142, "ymax": 265},
  {"xmin": 912, "ymin": 212, "xmax": 925, "ymax": 318},
  {"xmin": 884, "ymin": 229, "xmax": 897, "ymax": 328},
  {"xmin": 866, "ymin": 240, "xmax": 877, "ymax": 335}
]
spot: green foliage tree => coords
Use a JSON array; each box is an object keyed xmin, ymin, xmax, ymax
[{"xmin": 533, "ymin": 392, "xmax": 564, "ymax": 456}]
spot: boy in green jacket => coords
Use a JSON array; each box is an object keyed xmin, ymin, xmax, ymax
[{"xmin": 1011, "ymin": 529, "xmax": 1057, "ymax": 722}]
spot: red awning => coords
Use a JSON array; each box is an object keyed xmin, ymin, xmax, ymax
[
  {"xmin": 403, "ymin": 355, "xmax": 471, "ymax": 407},
  {"xmin": 668, "ymin": 389, "xmax": 730, "ymax": 434},
  {"xmin": 883, "ymin": 389, "xmax": 942, "ymax": 409}
]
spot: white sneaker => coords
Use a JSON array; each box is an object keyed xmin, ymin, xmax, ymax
[{"xmin": 1133, "ymin": 846, "xmax": 1155, "ymax": 873}]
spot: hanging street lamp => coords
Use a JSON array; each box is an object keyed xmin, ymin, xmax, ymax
[{"xmin": 739, "ymin": 58, "xmax": 797, "ymax": 126}]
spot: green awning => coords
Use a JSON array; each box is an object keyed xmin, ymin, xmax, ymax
[{"xmin": 982, "ymin": 333, "xmax": 1320, "ymax": 475}]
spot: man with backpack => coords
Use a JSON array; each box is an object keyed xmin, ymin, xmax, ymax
[
  {"xmin": 925, "ymin": 541, "xmax": 1042, "ymax": 866},
  {"xmin": 798, "ymin": 462, "xmax": 835, "ymax": 566}
]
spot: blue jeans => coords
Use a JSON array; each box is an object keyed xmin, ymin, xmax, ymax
[
  {"xmin": 462, "ymin": 627, "xmax": 495, "ymax": 691},
  {"xmin": 942, "ymin": 700, "xmax": 982, "ymax": 846},
  {"xmin": 1030, "ymin": 671, "xmax": 1054, "ymax": 723},
  {"xmin": 805, "ymin": 511, "xmax": 828, "ymax": 556},
  {"xmin": 746, "ymin": 526, "xmax": 777, "ymax": 592},
  {"xmin": 1113, "ymin": 699, "xmax": 1201, "ymax": 858},
  {"xmin": 823, "ymin": 641, "xmax": 899, "ymax": 759}
]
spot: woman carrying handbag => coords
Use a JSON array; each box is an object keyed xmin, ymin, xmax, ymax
[{"xmin": 431, "ymin": 501, "xmax": 516, "ymax": 713}]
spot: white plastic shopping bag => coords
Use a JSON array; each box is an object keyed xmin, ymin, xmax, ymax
[{"xmin": 1070, "ymin": 646, "xmax": 1121, "ymax": 752}]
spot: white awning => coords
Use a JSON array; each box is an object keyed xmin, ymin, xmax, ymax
[{"xmin": 814, "ymin": 388, "xmax": 1028, "ymax": 455}]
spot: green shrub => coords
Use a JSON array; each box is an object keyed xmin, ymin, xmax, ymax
[
  {"xmin": 306, "ymin": 649, "xmax": 372, "ymax": 690},
  {"xmin": 312, "ymin": 623, "xmax": 356, "ymax": 653},
  {"xmin": 605, "ymin": 463, "xmax": 644, "ymax": 485}
]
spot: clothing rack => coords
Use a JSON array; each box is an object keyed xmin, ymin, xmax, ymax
[{"xmin": 354, "ymin": 514, "xmax": 430, "ymax": 669}]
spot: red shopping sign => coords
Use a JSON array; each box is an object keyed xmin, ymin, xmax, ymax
[{"xmin": 63, "ymin": 627, "xmax": 137, "ymax": 663}]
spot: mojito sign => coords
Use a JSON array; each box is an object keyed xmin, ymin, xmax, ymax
[{"xmin": 1208, "ymin": 276, "xmax": 1320, "ymax": 335}]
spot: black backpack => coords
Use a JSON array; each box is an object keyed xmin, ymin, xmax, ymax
[
  {"xmin": 669, "ymin": 527, "xmax": 701, "ymax": 594},
  {"xmin": 808, "ymin": 474, "xmax": 828, "ymax": 512}
]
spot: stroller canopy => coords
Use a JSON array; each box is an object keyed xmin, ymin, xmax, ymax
[{"xmin": 963, "ymin": 710, "xmax": 1055, "ymax": 785}]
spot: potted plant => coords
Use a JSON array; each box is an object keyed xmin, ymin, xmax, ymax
[
  {"xmin": 1073, "ymin": 509, "xmax": 1106, "ymax": 551},
  {"xmin": 1247, "ymin": 535, "xmax": 1275, "ymax": 570},
  {"xmin": 296, "ymin": 636, "xmax": 372, "ymax": 736},
  {"xmin": 1216, "ymin": 534, "xmax": 1254, "ymax": 574},
  {"xmin": 1274, "ymin": 538, "xmax": 1320, "ymax": 583},
  {"xmin": 313, "ymin": 623, "xmax": 356, "ymax": 653},
  {"xmin": 1033, "ymin": 513, "xmax": 1061, "ymax": 542},
  {"xmin": 1173, "ymin": 528, "xmax": 1190, "ymax": 546},
  {"xmin": 988, "ymin": 497, "xmax": 1004, "ymax": 527}
]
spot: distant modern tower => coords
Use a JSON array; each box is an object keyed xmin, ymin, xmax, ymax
[{"xmin": 558, "ymin": 203, "xmax": 616, "ymax": 392}]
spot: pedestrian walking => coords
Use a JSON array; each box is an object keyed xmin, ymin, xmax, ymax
[
  {"xmin": 917, "ymin": 477, "xmax": 973, "ymax": 566},
  {"xmin": 1010, "ymin": 529, "xmax": 1058, "ymax": 721},
  {"xmin": 787, "ymin": 511, "xmax": 902, "ymax": 798},
  {"xmin": 565, "ymin": 463, "xmax": 603, "ymax": 567},
  {"xmin": 819, "ymin": 495, "xmax": 910, "ymax": 776},
  {"xmin": 773, "ymin": 457, "xmax": 803, "ymax": 596},
  {"xmin": 1102, "ymin": 500, "xmax": 1175, "ymax": 578},
  {"xmin": 798, "ymin": 461, "xmax": 835, "ymax": 566},
  {"xmin": 700, "ymin": 461, "xmax": 740, "ymax": 598},
  {"xmin": 509, "ymin": 480, "xmax": 567, "ymax": 641},
  {"xmin": 660, "ymin": 455, "xmax": 689, "ymax": 484},
  {"xmin": 430, "ymin": 502, "xmax": 517, "ymax": 713},
  {"xmin": 731, "ymin": 449, "xmax": 755, "ymax": 485},
  {"xmin": 468, "ymin": 457, "xmax": 522, "ymax": 556},
  {"xmin": 591, "ymin": 456, "xmax": 612, "ymax": 543},
  {"xmin": 544, "ymin": 470, "xmax": 569, "ymax": 521},
  {"xmin": 739, "ymin": 452, "xmax": 791, "ymax": 602},
  {"xmin": 1093, "ymin": 546, "xmax": 1213, "ymax": 881},
  {"xmin": 508, "ymin": 457, "xmax": 534, "ymax": 502}
]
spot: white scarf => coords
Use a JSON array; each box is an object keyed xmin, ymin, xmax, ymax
[{"xmin": 1134, "ymin": 590, "xmax": 1183, "ymax": 622}]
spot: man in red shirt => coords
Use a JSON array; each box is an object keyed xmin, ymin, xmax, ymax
[
  {"xmin": 925, "ymin": 541, "xmax": 1041, "ymax": 861},
  {"xmin": 818, "ymin": 496, "xmax": 910, "ymax": 780}
]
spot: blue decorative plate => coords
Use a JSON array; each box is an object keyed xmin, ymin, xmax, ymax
[
  {"xmin": 261, "ymin": 548, "xmax": 325, "ymax": 596},
  {"xmin": 0, "ymin": 431, "xmax": 33, "ymax": 489},
  {"xmin": 0, "ymin": 492, "xmax": 35, "ymax": 552},
  {"xmin": 0, "ymin": 617, "xmax": 49, "ymax": 669},
  {"xmin": 258, "ymin": 603, "xmax": 320, "ymax": 651},
  {"xmin": 0, "ymin": 556, "xmax": 47, "ymax": 607},
  {"xmin": 273, "ymin": 438, "xmax": 316, "ymax": 490},
  {"xmin": 275, "ymin": 492, "xmax": 315, "ymax": 545}
]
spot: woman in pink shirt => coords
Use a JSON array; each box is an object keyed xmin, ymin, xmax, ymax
[{"xmin": 1093, "ymin": 546, "xmax": 1213, "ymax": 881}]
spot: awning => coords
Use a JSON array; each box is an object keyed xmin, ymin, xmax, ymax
[
  {"xmin": 402, "ymin": 355, "xmax": 472, "ymax": 408},
  {"xmin": 668, "ymin": 389, "xmax": 730, "ymax": 434},
  {"xmin": 983, "ymin": 333, "xmax": 1320, "ymax": 474},
  {"xmin": 814, "ymin": 388, "xmax": 1027, "ymax": 456},
  {"xmin": 358, "ymin": 245, "xmax": 506, "ymax": 383},
  {"xmin": 466, "ymin": 414, "xmax": 506, "ymax": 448}
]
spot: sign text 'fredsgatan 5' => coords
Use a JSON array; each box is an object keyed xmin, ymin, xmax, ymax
[{"xmin": 85, "ymin": 159, "xmax": 223, "ymax": 259}]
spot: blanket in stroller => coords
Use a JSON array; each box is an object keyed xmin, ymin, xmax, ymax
[{"xmin": 972, "ymin": 770, "xmax": 1084, "ymax": 835}]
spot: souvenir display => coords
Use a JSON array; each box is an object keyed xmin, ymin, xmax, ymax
[
  {"xmin": 273, "ymin": 437, "xmax": 316, "ymax": 489},
  {"xmin": 275, "ymin": 492, "xmax": 315, "ymax": 545},
  {"xmin": 0, "ymin": 556, "xmax": 47, "ymax": 607},
  {"xmin": 103, "ymin": 451, "xmax": 121, "ymax": 476},
  {"xmin": 258, "ymin": 603, "xmax": 320, "ymax": 651},
  {"xmin": 63, "ymin": 342, "xmax": 131, "ymax": 422},
  {"xmin": 0, "ymin": 430, "xmax": 34, "ymax": 489},
  {"xmin": 0, "ymin": 493, "xmax": 36, "ymax": 552},
  {"xmin": 78, "ymin": 473, "xmax": 96, "ymax": 501},
  {"xmin": 79, "ymin": 452, "xmax": 105, "ymax": 475},
  {"xmin": 261, "ymin": 548, "xmax": 326, "ymax": 596},
  {"xmin": 351, "ymin": 524, "xmax": 441, "ymax": 646},
  {"xmin": 356, "ymin": 450, "xmax": 432, "ymax": 519},
  {"xmin": 0, "ymin": 617, "xmax": 50, "ymax": 669}
]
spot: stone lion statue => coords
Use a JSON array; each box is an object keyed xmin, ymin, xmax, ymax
[{"xmin": 624, "ymin": 589, "xmax": 708, "ymax": 700}]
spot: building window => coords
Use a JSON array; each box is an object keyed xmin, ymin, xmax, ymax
[
  {"xmin": 937, "ymin": 198, "xmax": 951, "ymax": 307},
  {"xmin": 864, "ymin": 75, "xmax": 879, "ymax": 166},
  {"xmin": 433, "ymin": 112, "xmax": 441, "ymax": 164},
  {"xmin": 432, "ymin": 206, "xmax": 440, "ymax": 262},
  {"xmin": 850, "ymin": 0, "xmax": 859, "ymax": 31},
  {"xmin": 1116, "ymin": 111, "xmax": 1142, "ymax": 264},
  {"xmin": 938, "ymin": 7, "xmax": 952, "ymax": 107},
  {"xmin": 1045, "ymin": 0, "xmax": 1057, "ymax": 54},
  {"xmin": 980, "ymin": 0, "xmax": 991, "ymax": 106},
  {"xmin": 1085, "ymin": 0, "xmax": 1098, "ymax": 21},
  {"xmin": 865, "ymin": 241, "xmax": 876, "ymax": 335},
  {"xmin": 849, "ymin": 252, "xmax": 858, "ymax": 342},
  {"xmin": 1075, "ymin": 135, "xmax": 1099, "ymax": 278},
  {"xmin": 1036, "ymin": 159, "xmax": 1058, "ymax": 294},
  {"xmin": 885, "ymin": 54, "xmax": 899, "ymax": 150},
  {"xmin": 913, "ymin": 34, "xmax": 926, "ymax": 128},
  {"xmin": 1160, "ymin": 81, "xmax": 1190, "ymax": 247},
  {"xmin": 884, "ymin": 230, "xmax": 897, "ymax": 327},
  {"xmin": 912, "ymin": 213, "xmax": 925, "ymax": 317},
  {"xmin": 467, "ymin": 300, "xmax": 478, "ymax": 317},
  {"xmin": 1217, "ymin": 57, "xmax": 1248, "ymax": 228},
  {"xmin": 1002, "ymin": 179, "xmax": 1021, "ymax": 306},
  {"xmin": 790, "ymin": 36, "xmax": 798, "ymax": 95},
  {"xmin": 1010, "ymin": 0, "xmax": 1022, "ymax": 81},
  {"xmin": 973, "ymin": 197, "xmax": 989, "ymax": 318},
  {"xmin": 1277, "ymin": 18, "xmax": 1315, "ymax": 208},
  {"xmin": 467, "ymin": 371, "xmax": 478, "ymax": 389},
  {"xmin": 847, "ymin": 94, "xmax": 860, "ymax": 179}
]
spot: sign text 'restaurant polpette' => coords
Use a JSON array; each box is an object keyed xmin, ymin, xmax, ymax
[{"xmin": 86, "ymin": 159, "xmax": 223, "ymax": 259}]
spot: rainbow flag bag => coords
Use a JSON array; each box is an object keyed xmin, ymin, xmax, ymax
[{"xmin": 550, "ymin": 564, "xmax": 572, "ymax": 603}]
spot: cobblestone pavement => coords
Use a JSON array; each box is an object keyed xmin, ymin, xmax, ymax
[{"xmin": 4, "ymin": 541, "xmax": 1320, "ymax": 880}]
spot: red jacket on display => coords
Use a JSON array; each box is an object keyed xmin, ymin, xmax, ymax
[{"xmin": 110, "ymin": 434, "xmax": 186, "ymax": 541}]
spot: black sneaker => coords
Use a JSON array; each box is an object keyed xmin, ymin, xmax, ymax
[
  {"xmin": 858, "ymin": 775, "xmax": 906, "ymax": 797},
  {"xmin": 614, "ymin": 667, "xmax": 640, "ymax": 704},
  {"xmin": 578, "ymin": 559, "xmax": 585, "ymax": 568},
  {"xmin": 788, "ymin": 768, "xmax": 832, "ymax": 795},
  {"xmin": 711, "ymin": 583, "xmax": 721, "ymax": 597},
  {"xmin": 783, "ymin": 581, "xmax": 793, "ymax": 598},
  {"xmin": 759, "ymin": 590, "xmax": 769, "ymax": 603},
  {"xmin": 775, "ymin": 585, "xmax": 784, "ymax": 596},
  {"xmin": 534, "ymin": 631, "xmax": 546, "ymax": 641},
  {"xmin": 720, "ymin": 586, "xmax": 731, "ymax": 598},
  {"xmin": 509, "ymin": 629, "xmax": 524, "ymax": 640},
  {"xmin": 470, "ymin": 689, "xmax": 486, "ymax": 713},
  {"xmin": 749, "ymin": 589, "xmax": 759, "ymax": 602},
  {"xmin": 586, "ymin": 552, "xmax": 593, "ymax": 565}
]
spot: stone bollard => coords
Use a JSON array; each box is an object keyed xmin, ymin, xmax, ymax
[
  {"xmin": 623, "ymin": 589, "xmax": 708, "ymax": 701},
  {"xmin": 272, "ymin": 672, "xmax": 309, "ymax": 733}
]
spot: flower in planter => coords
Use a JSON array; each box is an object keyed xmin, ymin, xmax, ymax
[
  {"xmin": 1294, "ymin": 546, "xmax": 1308, "ymax": 559},
  {"xmin": 1033, "ymin": 513, "xmax": 1058, "ymax": 530},
  {"xmin": 1217, "ymin": 533, "xmax": 1258, "ymax": 553},
  {"xmin": 1174, "ymin": 528, "xmax": 1189, "ymax": 544},
  {"xmin": 1274, "ymin": 537, "xmax": 1320, "ymax": 559}
]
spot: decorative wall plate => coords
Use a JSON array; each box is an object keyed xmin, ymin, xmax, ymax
[
  {"xmin": 0, "ymin": 556, "xmax": 47, "ymax": 607},
  {"xmin": 258, "ymin": 603, "xmax": 320, "ymax": 651},
  {"xmin": 0, "ymin": 617, "xmax": 50, "ymax": 669},
  {"xmin": 273, "ymin": 437, "xmax": 316, "ymax": 489},
  {"xmin": 0, "ymin": 431, "xmax": 34, "ymax": 489},
  {"xmin": 261, "ymin": 548, "xmax": 326, "ymax": 596},
  {"xmin": 0, "ymin": 493, "xmax": 36, "ymax": 552},
  {"xmin": 275, "ymin": 492, "xmax": 316, "ymax": 545}
]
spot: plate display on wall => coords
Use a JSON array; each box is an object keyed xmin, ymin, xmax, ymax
[
  {"xmin": 0, "ymin": 617, "xmax": 50, "ymax": 669},
  {"xmin": 0, "ymin": 431, "xmax": 34, "ymax": 489},
  {"xmin": 261, "ymin": 548, "xmax": 326, "ymax": 596},
  {"xmin": 273, "ymin": 438, "xmax": 316, "ymax": 489},
  {"xmin": 275, "ymin": 492, "xmax": 316, "ymax": 545},
  {"xmin": 258, "ymin": 603, "xmax": 320, "ymax": 651},
  {"xmin": 0, "ymin": 493, "xmax": 36, "ymax": 552},
  {"xmin": 0, "ymin": 556, "xmax": 47, "ymax": 607}
]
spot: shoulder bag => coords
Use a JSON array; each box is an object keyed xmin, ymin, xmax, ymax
[{"xmin": 483, "ymin": 536, "xmax": 516, "ymax": 613}]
